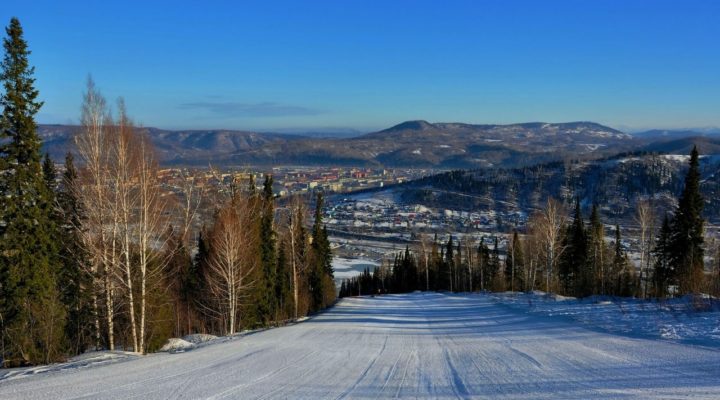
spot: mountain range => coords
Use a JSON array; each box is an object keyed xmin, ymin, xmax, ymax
[{"xmin": 38, "ymin": 121, "xmax": 720, "ymax": 168}]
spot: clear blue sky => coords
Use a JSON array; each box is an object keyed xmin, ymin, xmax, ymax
[{"xmin": 2, "ymin": 0, "xmax": 719, "ymax": 132}]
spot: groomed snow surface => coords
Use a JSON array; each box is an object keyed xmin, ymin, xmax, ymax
[{"xmin": 1, "ymin": 292, "xmax": 720, "ymax": 399}]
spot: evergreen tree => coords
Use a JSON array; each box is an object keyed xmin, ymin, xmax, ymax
[
  {"xmin": 276, "ymin": 239, "xmax": 293, "ymax": 318},
  {"xmin": 164, "ymin": 227, "xmax": 196, "ymax": 336},
  {"xmin": 42, "ymin": 152, "xmax": 55, "ymax": 191},
  {"xmin": 309, "ymin": 193, "xmax": 333, "ymax": 311},
  {"xmin": 429, "ymin": 233, "xmax": 440, "ymax": 291},
  {"xmin": 190, "ymin": 228, "xmax": 211, "ymax": 331},
  {"xmin": 56, "ymin": 153, "xmax": 95, "ymax": 354},
  {"xmin": 257, "ymin": 175, "xmax": 277, "ymax": 324},
  {"xmin": 587, "ymin": 204, "xmax": 606, "ymax": 295},
  {"xmin": 559, "ymin": 199, "xmax": 589, "ymax": 296},
  {"xmin": 477, "ymin": 238, "xmax": 490, "ymax": 291},
  {"xmin": 489, "ymin": 237, "xmax": 502, "ymax": 291},
  {"xmin": 505, "ymin": 231, "xmax": 524, "ymax": 292},
  {"xmin": 0, "ymin": 17, "xmax": 65, "ymax": 365},
  {"xmin": 669, "ymin": 146, "xmax": 705, "ymax": 294},
  {"xmin": 652, "ymin": 215, "xmax": 673, "ymax": 298},
  {"xmin": 611, "ymin": 225, "xmax": 635, "ymax": 296},
  {"xmin": 443, "ymin": 236, "xmax": 454, "ymax": 291}
]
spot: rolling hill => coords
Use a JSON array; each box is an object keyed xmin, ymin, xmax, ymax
[{"xmin": 39, "ymin": 120, "xmax": 639, "ymax": 168}]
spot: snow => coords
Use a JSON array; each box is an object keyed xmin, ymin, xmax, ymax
[
  {"xmin": 489, "ymin": 291, "xmax": 720, "ymax": 347},
  {"xmin": 332, "ymin": 257, "xmax": 380, "ymax": 284},
  {"xmin": 182, "ymin": 333, "xmax": 218, "ymax": 345},
  {"xmin": 1, "ymin": 292, "xmax": 719, "ymax": 399},
  {"xmin": 159, "ymin": 334, "xmax": 220, "ymax": 353},
  {"xmin": 159, "ymin": 338, "xmax": 195, "ymax": 353}
]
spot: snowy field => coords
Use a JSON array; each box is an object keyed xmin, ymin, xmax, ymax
[
  {"xmin": 332, "ymin": 257, "xmax": 381, "ymax": 284},
  {"xmin": 490, "ymin": 291, "xmax": 720, "ymax": 348},
  {"xmin": 1, "ymin": 292, "xmax": 719, "ymax": 399}
]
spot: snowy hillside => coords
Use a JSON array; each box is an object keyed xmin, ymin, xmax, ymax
[{"xmin": 1, "ymin": 293, "xmax": 719, "ymax": 399}]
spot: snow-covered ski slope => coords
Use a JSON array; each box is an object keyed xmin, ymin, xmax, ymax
[{"xmin": 2, "ymin": 292, "xmax": 719, "ymax": 399}]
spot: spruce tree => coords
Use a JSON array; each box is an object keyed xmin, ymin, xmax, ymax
[
  {"xmin": 309, "ymin": 192, "xmax": 333, "ymax": 311},
  {"xmin": 276, "ymin": 239, "xmax": 293, "ymax": 318},
  {"xmin": 258, "ymin": 175, "xmax": 277, "ymax": 324},
  {"xmin": 611, "ymin": 225, "xmax": 635, "ymax": 296},
  {"xmin": 42, "ymin": 152, "xmax": 56, "ymax": 190},
  {"xmin": 57, "ymin": 153, "xmax": 96, "ymax": 354},
  {"xmin": 669, "ymin": 146, "xmax": 705, "ymax": 294},
  {"xmin": 444, "ymin": 236, "xmax": 454, "ymax": 291},
  {"xmin": 587, "ymin": 204, "xmax": 606, "ymax": 295},
  {"xmin": 505, "ymin": 230, "xmax": 524, "ymax": 292},
  {"xmin": 560, "ymin": 199, "xmax": 589, "ymax": 296},
  {"xmin": 489, "ymin": 237, "xmax": 501, "ymax": 291},
  {"xmin": 0, "ymin": 17, "xmax": 65, "ymax": 365},
  {"xmin": 652, "ymin": 215, "xmax": 673, "ymax": 298}
]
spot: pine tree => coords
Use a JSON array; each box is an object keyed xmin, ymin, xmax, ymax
[
  {"xmin": 0, "ymin": 18, "xmax": 65, "ymax": 365},
  {"xmin": 669, "ymin": 146, "xmax": 705, "ymax": 294}
]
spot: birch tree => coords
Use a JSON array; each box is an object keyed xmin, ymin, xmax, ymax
[
  {"xmin": 206, "ymin": 195, "xmax": 258, "ymax": 334},
  {"xmin": 75, "ymin": 77, "xmax": 113, "ymax": 350},
  {"xmin": 534, "ymin": 198, "xmax": 567, "ymax": 293}
]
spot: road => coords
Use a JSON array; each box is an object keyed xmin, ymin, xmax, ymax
[{"xmin": 1, "ymin": 293, "xmax": 719, "ymax": 399}]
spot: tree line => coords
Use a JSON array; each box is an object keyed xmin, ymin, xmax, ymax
[
  {"xmin": 0, "ymin": 18, "xmax": 335, "ymax": 366},
  {"xmin": 341, "ymin": 146, "xmax": 715, "ymax": 300}
]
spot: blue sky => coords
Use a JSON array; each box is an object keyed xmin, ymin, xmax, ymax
[{"xmin": 2, "ymin": 0, "xmax": 719, "ymax": 132}]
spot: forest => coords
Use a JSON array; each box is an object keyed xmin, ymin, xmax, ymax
[
  {"xmin": 0, "ymin": 18, "xmax": 335, "ymax": 366},
  {"xmin": 342, "ymin": 154, "xmax": 717, "ymax": 301}
]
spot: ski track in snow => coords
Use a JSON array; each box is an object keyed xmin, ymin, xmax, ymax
[{"xmin": 1, "ymin": 292, "xmax": 719, "ymax": 399}]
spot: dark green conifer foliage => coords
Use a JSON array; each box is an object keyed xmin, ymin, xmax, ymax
[
  {"xmin": 258, "ymin": 175, "xmax": 277, "ymax": 323},
  {"xmin": 57, "ymin": 153, "xmax": 95, "ymax": 354},
  {"xmin": 309, "ymin": 193, "xmax": 333, "ymax": 311},
  {"xmin": 164, "ymin": 227, "xmax": 196, "ymax": 336},
  {"xmin": 444, "ymin": 236, "xmax": 454, "ymax": 291},
  {"xmin": 611, "ymin": 225, "xmax": 635, "ymax": 296},
  {"xmin": 652, "ymin": 215, "xmax": 673, "ymax": 298},
  {"xmin": 42, "ymin": 152, "xmax": 55, "ymax": 190},
  {"xmin": 477, "ymin": 239, "xmax": 490, "ymax": 291},
  {"xmin": 276, "ymin": 239, "xmax": 293, "ymax": 318},
  {"xmin": 0, "ymin": 17, "xmax": 65, "ymax": 365},
  {"xmin": 489, "ymin": 237, "xmax": 501, "ymax": 290},
  {"xmin": 669, "ymin": 146, "xmax": 705, "ymax": 294},
  {"xmin": 505, "ymin": 230, "xmax": 524, "ymax": 292},
  {"xmin": 587, "ymin": 204, "xmax": 606, "ymax": 295},
  {"xmin": 560, "ymin": 199, "xmax": 589, "ymax": 296}
]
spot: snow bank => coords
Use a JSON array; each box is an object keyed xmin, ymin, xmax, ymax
[
  {"xmin": 182, "ymin": 333, "xmax": 217, "ymax": 345},
  {"xmin": 0, "ymin": 351, "xmax": 140, "ymax": 382},
  {"xmin": 490, "ymin": 291, "xmax": 720, "ymax": 348},
  {"xmin": 159, "ymin": 334, "xmax": 219, "ymax": 353},
  {"xmin": 159, "ymin": 338, "xmax": 195, "ymax": 353}
]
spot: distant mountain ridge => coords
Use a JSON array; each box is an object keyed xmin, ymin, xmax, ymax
[{"xmin": 37, "ymin": 120, "xmax": 713, "ymax": 168}]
